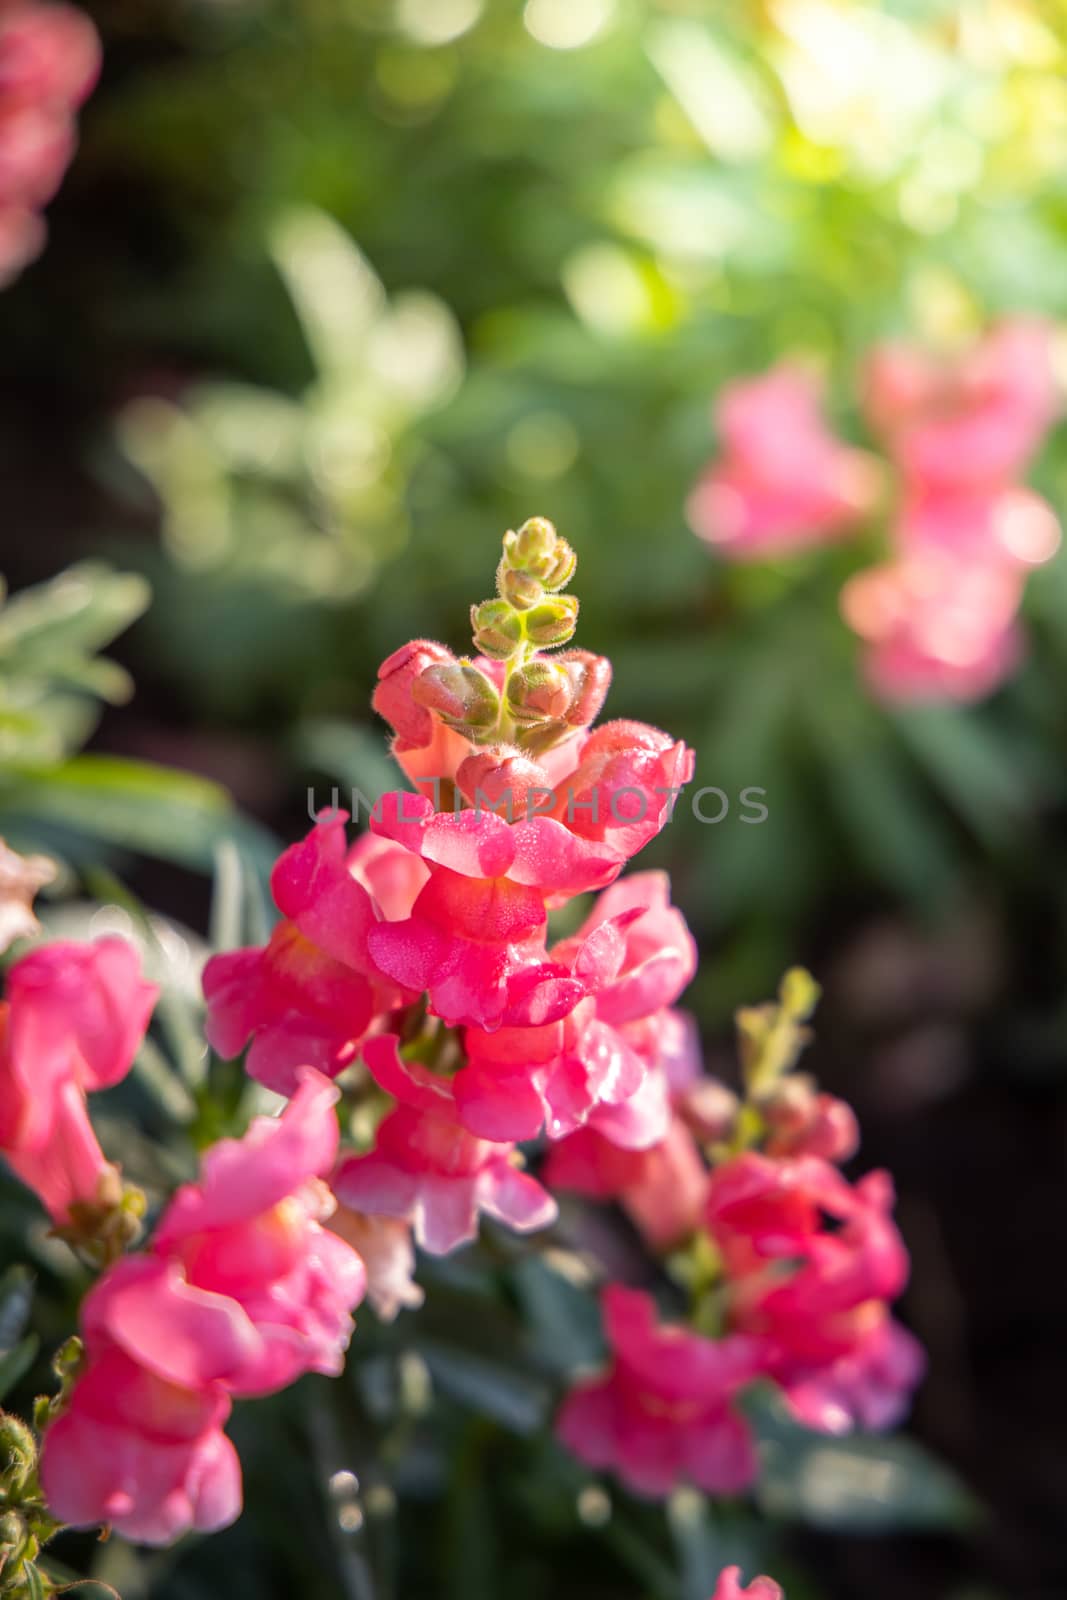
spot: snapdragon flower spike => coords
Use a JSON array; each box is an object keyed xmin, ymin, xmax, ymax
[
  {"xmin": 706, "ymin": 1153, "xmax": 924, "ymax": 1434},
  {"xmin": 454, "ymin": 873, "xmax": 696, "ymax": 1142},
  {"xmin": 0, "ymin": 937, "xmax": 158, "ymax": 1223},
  {"xmin": 688, "ymin": 364, "xmax": 881, "ymax": 559},
  {"xmin": 556, "ymin": 1285, "xmax": 765, "ymax": 1498},
  {"xmin": 203, "ymin": 812, "xmax": 406, "ymax": 1094},
  {"xmin": 331, "ymin": 1035, "xmax": 557, "ymax": 1255},
  {"xmin": 709, "ymin": 1569, "xmax": 783, "ymax": 1600}
]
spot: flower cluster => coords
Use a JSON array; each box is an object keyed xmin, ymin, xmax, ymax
[
  {"xmin": 555, "ymin": 970, "xmax": 924, "ymax": 1500},
  {"xmin": 688, "ymin": 320, "xmax": 1062, "ymax": 702},
  {"xmin": 0, "ymin": 524, "xmax": 922, "ymax": 1569},
  {"xmin": 0, "ymin": 0, "xmax": 99, "ymax": 286},
  {"xmin": 205, "ymin": 517, "xmax": 696, "ymax": 1264}
]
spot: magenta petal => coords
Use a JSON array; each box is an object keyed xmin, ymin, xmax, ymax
[{"xmin": 85, "ymin": 1257, "xmax": 261, "ymax": 1390}]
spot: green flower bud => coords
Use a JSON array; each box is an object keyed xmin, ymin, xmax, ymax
[
  {"xmin": 497, "ymin": 565, "xmax": 544, "ymax": 611},
  {"xmin": 503, "ymin": 517, "xmax": 577, "ymax": 591},
  {"xmin": 471, "ymin": 599, "xmax": 524, "ymax": 660},
  {"xmin": 523, "ymin": 595, "xmax": 579, "ymax": 648},
  {"xmin": 0, "ymin": 1415, "xmax": 37, "ymax": 1497},
  {"xmin": 412, "ymin": 662, "xmax": 500, "ymax": 732}
]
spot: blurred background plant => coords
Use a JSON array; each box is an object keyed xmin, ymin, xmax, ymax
[{"xmin": 3, "ymin": 0, "xmax": 1067, "ymax": 1596}]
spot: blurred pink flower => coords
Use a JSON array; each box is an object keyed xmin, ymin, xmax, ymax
[
  {"xmin": 0, "ymin": 937, "xmax": 158, "ymax": 1221},
  {"xmin": 0, "ymin": 1, "xmax": 100, "ymax": 285},
  {"xmin": 841, "ymin": 550, "xmax": 1025, "ymax": 703},
  {"xmin": 557, "ymin": 1285, "xmax": 765, "ymax": 1497},
  {"xmin": 864, "ymin": 319, "xmax": 1060, "ymax": 491},
  {"xmin": 710, "ymin": 1568, "xmax": 783, "ymax": 1600},
  {"xmin": 688, "ymin": 365, "xmax": 881, "ymax": 559}
]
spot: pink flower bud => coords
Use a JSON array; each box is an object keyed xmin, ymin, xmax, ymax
[
  {"xmin": 455, "ymin": 746, "xmax": 551, "ymax": 820},
  {"xmin": 372, "ymin": 639, "xmax": 455, "ymax": 746},
  {"xmin": 710, "ymin": 1568, "xmax": 783, "ymax": 1600},
  {"xmin": 506, "ymin": 658, "xmax": 571, "ymax": 725},
  {"xmin": 760, "ymin": 1074, "xmax": 859, "ymax": 1163},
  {"xmin": 557, "ymin": 648, "xmax": 612, "ymax": 728},
  {"xmin": 412, "ymin": 660, "xmax": 500, "ymax": 732}
]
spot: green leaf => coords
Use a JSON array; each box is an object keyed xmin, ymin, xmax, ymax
[
  {"xmin": 756, "ymin": 1405, "xmax": 980, "ymax": 1533},
  {"xmin": 0, "ymin": 563, "xmax": 149, "ymax": 668},
  {"xmin": 0, "ymin": 755, "xmax": 278, "ymax": 875},
  {"xmin": 415, "ymin": 1339, "xmax": 552, "ymax": 1435}
]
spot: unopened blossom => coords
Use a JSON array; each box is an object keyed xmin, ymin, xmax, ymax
[
  {"xmin": 0, "ymin": 835, "xmax": 54, "ymax": 952},
  {"xmin": 0, "ymin": 0, "xmax": 100, "ymax": 285},
  {"xmin": 557, "ymin": 1285, "xmax": 765, "ymax": 1498},
  {"xmin": 709, "ymin": 1568, "xmax": 783, "ymax": 1600},
  {"xmin": 332, "ymin": 1035, "xmax": 557, "ymax": 1255},
  {"xmin": 688, "ymin": 364, "xmax": 881, "ymax": 559},
  {"xmin": 153, "ymin": 1071, "xmax": 366, "ymax": 1394},
  {"xmin": 203, "ymin": 812, "xmax": 402, "ymax": 1094},
  {"xmin": 759, "ymin": 1073, "xmax": 859, "ymax": 1163},
  {"xmin": 0, "ymin": 937, "xmax": 158, "ymax": 1222}
]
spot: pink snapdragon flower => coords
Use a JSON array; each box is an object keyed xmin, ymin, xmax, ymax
[
  {"xmin": 688, "ymin": 365, "xmax": 881, "ymax": 559},
  {"xmin": 203, "ymin": 813, "xmax": 403, "ymax": 1094},
  {"xmin": 841, "ymin": 549, "xmax": 1024, "ymax": 703},
  {"xmin": 454, "ymin": 874, "xmax": 696, "ymax": 1142},
  {"xmin": 759, "ymin": 1074, "xmax": 859, "ymax": 1163},
  {"xmin": 331, "ymin": 1035, "xmax": 557, "ymax": 1255},
  {"xmin": 153, "ymin": 1071, "xmax": 366, "ymax": 1393},
  {"xmin": 0, "ymin": 937, "xmax": 158, "ymax": 1222},
  {"xmin": 0, "ymin": 0, "xmax": 100, "ymax": 285},
  {"xmin": 864, "ymin": 319, "xmax": 1060, "ymax": 491},
  {"xmin": 41, "ymin": 1072, "xmax": 366, "ymax": 1545},
  {"xmin": 710, "ymin": 1568, "xmax": 783, "ymax": 1600},
  {"xmin": 40, "ymin": 1265, "xmax": 244, "ymax": 1546},
  {"xmin": 556, "ymin": 1285, "xmax": 765, "ymax": 1498},
  {"xmin": 706, "ymin": 1153, "xmax": 923, "ymax": 1433}
]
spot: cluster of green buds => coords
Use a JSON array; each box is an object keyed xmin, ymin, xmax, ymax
[
  {"xmin": 0, "ymin": 1340, "xmax": 86, "ymax": 1599},
  {"xmin": 396, "ymin": 519, "xmax": 611, "ymax": 757},
  {"xmin": 471, "ymin": 516, "xmax": 579, "ymax": 660}
]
